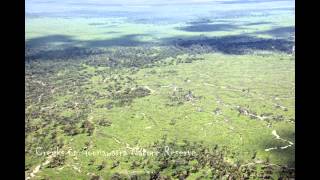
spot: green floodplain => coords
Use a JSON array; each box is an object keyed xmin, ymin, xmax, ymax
[{"xmin": 25, "ymin": 0, "xmax": 295, "ymax": 179}]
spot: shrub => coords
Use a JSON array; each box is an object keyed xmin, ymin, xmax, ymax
[
  {"xmin": 98, "ymin": 119, "xmax": 112, "ymax": 126},
  {"xmin": 81, "ymin": 120, "xmax": 95, "ymax": 136},
  {"xmin": 47, "ymin": 154, "xmax": 66, "ymax": 168},
  {"xmin": 97, "ymin": 161, "xmax": 106, "ymax": 171},
  {"xmin": 62, "ymin": 124, "xmax": 80, "ymax": 136}
]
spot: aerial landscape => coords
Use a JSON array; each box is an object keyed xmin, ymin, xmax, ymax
[{"xmin": 25, "ymin": 0, "xmax": 295, "ymax": 179}]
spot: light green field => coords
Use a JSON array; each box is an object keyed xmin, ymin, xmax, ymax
[
  {"xmin": 26, "ymin": 10, "xmax": 294, "ymax": 43},
  {"xmin": 25, "ymin": 50, "xmax": 294, "ymax": 179}
]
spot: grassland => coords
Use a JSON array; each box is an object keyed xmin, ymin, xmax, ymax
[{"xmin": 25, "ymin": 1, "xmax": 294, "ymax": 179}]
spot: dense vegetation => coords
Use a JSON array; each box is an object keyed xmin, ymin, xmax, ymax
[{"xmin": 25, "ymin": 43, "xmax": 294, "ymax": 179}]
